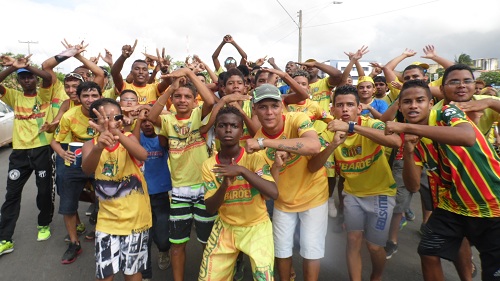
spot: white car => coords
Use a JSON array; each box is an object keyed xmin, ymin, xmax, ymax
[{"xmin": 0, "ymin": 100, "xmax": 14, "ymax": 147}]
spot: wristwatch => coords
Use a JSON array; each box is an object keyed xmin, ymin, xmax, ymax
[
  {"xmin": 257, "ymin": 138, "xmax": 265, "ymax": 150},
  {"xmin": 348, "ymin": 121, "xmax": 357, "ymax": 133}
]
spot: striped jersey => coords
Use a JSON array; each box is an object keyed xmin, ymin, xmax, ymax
[{"xmin": 413, "ymin": 104, "xmax": 500, "ymax": 217}]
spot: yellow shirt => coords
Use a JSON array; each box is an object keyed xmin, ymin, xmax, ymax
[
  {"xmin": 0, "ymin": 85, "xmax": 54, "ymax": 149},
  {"xmin": 159, "ymin": 107, "xmax": 209, "ymax": 187},
  {"xmin": 319, "ymin": 130, "xmax": 336, "ymax": 177},
  {"xmin": 48, "ymin": 80, "xmax": 68, "ymax": 123},
  {"xmin": 121, "ymin": 82, "xmax": 160, "ymax": 104},
  {"xmin": 103, "ymin": 88, "xmax": 118, "ymax": 100},
  {"xmin": 254, "ymin": 112, "xmax": 328, "ymax": 212},
  {"xmin": 309, "ymin": 77, "xmax": 333, "ymax": 113},
  {"xmin": 334, "ymin": 116, "xmax": 396, "ymax": 197},
  {"xmin": 55, "ymin": 105, "xmax": 97, "ymax": 144},
  {"xmin": 285, "ymin": 98, "xmax": 333, "ymax": 134},
  {"xmin": 203, "ymin": 148, "xmax": 274, "ymax": 226},
  {"xmin": 93, "ymin": 135, "xmax": 152, "ymax": 235}
]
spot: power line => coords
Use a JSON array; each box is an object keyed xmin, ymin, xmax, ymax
[
  {"xmin": 18, "ymin": 40, "xmax": 38, "ymax": 55},
  {"xmin": 304, "ymin": 0, "xmax": 439, "ymax": 29},
  {"xmin": 275, "ymin": 0, "xmax": 299, "ymax": 27}
]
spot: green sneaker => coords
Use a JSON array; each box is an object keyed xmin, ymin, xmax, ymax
[
  {"xmin": 0, "ymin": 240, "xmax": 14, "ymax": 256},
  {"xmin": 37, "ymin": 225, "xmax": 51, "ymax": 241}
]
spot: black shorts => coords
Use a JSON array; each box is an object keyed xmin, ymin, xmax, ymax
[{"xmin": 418, "ymin": 208, "xmax": 500, "ymax": 281}]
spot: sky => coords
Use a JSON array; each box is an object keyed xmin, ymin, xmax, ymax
[{"xmin": 3, "ymin": 0, "xmax": 500, "ymax": 75}]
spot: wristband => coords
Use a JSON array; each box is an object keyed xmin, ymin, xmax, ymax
[
  {"xmin": 257, "ymin": 138, "xmax": 265, "ymax": 150},
  {"xmin": 55, "ymin": 55, "xmax": 69, "ymax": 63},
  {"xmin": 348, "ymin": 121, "xmax": 357, "ymax": 133}
]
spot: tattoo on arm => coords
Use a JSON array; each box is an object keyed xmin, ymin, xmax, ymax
[{"xmin": 277, "ymin": 142, "xmax": 304, "ymax": 151}]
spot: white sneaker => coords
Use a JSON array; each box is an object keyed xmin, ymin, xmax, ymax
[
  {"xmin": 158, "ymin": 251, "xmax": 170, "ymax": 270},
  {"xmin": 328, "ymin": 198, "xmax": 338, "ymax": 218}
]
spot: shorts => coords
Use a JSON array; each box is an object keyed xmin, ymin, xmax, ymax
[
  {"xmin": 418, "ymin": 208, "xmax": 500, "ymax": 280},
  {"xmin": 343, "ymin": 194, "xmax": 395, "ymax": 247},
  {"xmin": 392, "ymin": 160, "xmax": 412, "ymax": 213},
  {"xmin": 95, "ymin": 230, "xmax": 149, "ymax": 279},
  {"xmin": 199, "ymin": 218, "xmax": 274, "ymax": 281},
  {"xmin": 58, "ymin": 167, "xmax": 94, "ymax": 215},
  {"xmin": 419, "ymin": 169, "xmax": 433, "ymax": 211},
  {"xmin": 273, "ymin": 202, "xmax": 328, "ymax": 259},
  {"xmin": 169, "ymin": 184, "xmax": 217, "ymax": 244}
]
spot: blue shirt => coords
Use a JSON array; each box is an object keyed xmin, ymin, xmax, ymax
[
  {"xmin": 361, "ymin": 99, "xmax": 388, "ymax": 117},
  {"xmin": 279, "ymin": 85, "xmax": 290, "ymax": 95},
  {"xmin": 140, "ymin": 132, "xmax": 172, "ymax": 194}
]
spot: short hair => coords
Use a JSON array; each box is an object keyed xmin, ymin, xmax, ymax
[
  {"xmin": 215, "ymin": 105, "xmax": 244, "ymax": 127},
  {"xmin": 74, "ymin": 65, "xmax": 89, "ymax": 71},
  {"xmin": 89, "ymin": 98, "xmax": 122, "ymax": 120},
  {"xmin": 400, "ymin": 79, "xmax": 432, "ymax": 99},
  {"xmin": 236, "ymin": 64, "xmax": 250, "ymax": 77},
  {"xmin": 333, "ymin": 85, "xmax": 359, "ymax": 104},
  {"xmin": 403, "ymin": 65, "xmax": 425, "ymax": 76},
  {"xmin": 77, "ymin": 81, "xmax": 102, "ymax": 98},
  {"xmin": 292, "ymin": 70, "xmax": 310, "ymax": 82},
  {"xmin": 132, "ymin": 59, "xmax": 148, "ymax": 68},
  {"xmin": 178, "ymin": 81, "xmax": 198, "ymax": 98},
  {"xmin": 475, "ymin": 79, "xmax": 486, "ymax": 87},
  {"xmin": 218, "ymin": 71, "xmax": 227, "ymax": 83},
  {"xmin": 442, "ymin": 64, "xmax": 474, "ymax": 84},
  {"xmin": 254, "ymin": 69, "xmax": 268, "ymax": 84},
  {"xmin": 120, "ymin": 89, "xmax": 137, "ymax": 97},
  {"xmin": 373, "ymin": 76, "xmax": 387, "ymax": 84},
  {"xmin": 195, "ymin": 73, "xmax": 206, "ymax": 78},
  {"xmin": 224, "ymin": 68, "xmax": 245, "ymax": 86}
]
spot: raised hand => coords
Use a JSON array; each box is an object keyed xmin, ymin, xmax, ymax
[
  {"xmin": 223, "ymin": 34, "xmax": 234, "ymax": 44},
  {"xmin": 390, "ymin": 80, "xmax": 403, "ymax": 90},
  {"xmin": 421, "ymin": 45, "xmax": 437, "ymax": 60},
  {"xmin": 261, "ymin": 67, "xmax": 285, "ymax": 78},
  {"xmin": 156, "ymin": 47, "xmax": 170, "ymax": 72},
  {"xmin": 369, "ymin": 62, "xmax": 383, "ymax": 69},
  {"xmin": 268, "ymin": 57, "xmax": 276, "ymax": 65},
  {"xmin": 90, "ymin": 55, "xmax": 100, "ymax": 65},
  {"xmin": 402, "ymin": 48, "xmax": 417, "ymax": 57},
  {"xmin": 121, "ymin": 39, "xmax": 138, "ymax": 58},
  {"xmin": 0, "ymin": 55, "xmax": 15, "ymax": 66},
  {"xmin": 13, "ymin": 55, "xmax": 32, "ymax": 69},
  {"xmin": 101, "ymin": 49, "xmax": 113, "ymax": 66},
  {"xmin": 255, "ymin": 56, "xmax": 267, "ymax": 66},
  {"xmin": 60, "ymin": 39, "xmax": 88, "ymax": 57}
]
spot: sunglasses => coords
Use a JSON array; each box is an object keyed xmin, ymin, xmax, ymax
[
  {"xmin": 225, "ymin": 59, "xmax": 237, "ymax": 64},
  {"xmin": 91, "ymin": 114, "xmax": 124, "ymax": 123},
  {"xmin": 64, "ymin": 72, "xmax": 84, "ymax": 82}
]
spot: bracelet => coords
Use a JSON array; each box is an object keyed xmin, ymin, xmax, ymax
[
  {"xmin": 157, "ymin": 100, "xmax": 166, "ymax": 106},
  {"xmin": 55, "ymin": 55, "xmax": 69, "ymax": 63}
]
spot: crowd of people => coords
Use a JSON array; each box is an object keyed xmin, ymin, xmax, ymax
[{"xmin": 0, "ymin": 34, "xmax": 499, "ymax": 281}]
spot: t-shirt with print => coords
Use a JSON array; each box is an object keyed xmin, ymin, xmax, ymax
[
  {"xmin": 140, "ymin": 132, "xmax": 172, "ymax": 195},
  {"xmin": 203, "ymin": 147, "xmax": 274, "ymax": 226},
  {"xmin": 334, "ymin": 116, "xmax": 396, "ymax": 197},
  {"xmin": 0, "ymin": 85, "xmax": 54, "ymax": 149},
  {"xmin": 285, "ymin": 98, "xmax": 333, "ymax": 134},
  {"xmin": 93, "ymin": 133, "xmax": 152, "ymax": 235},
  {"xmin": 309, "ymin": 77, "xmax": 333, "ymax": 113},
  {"xmin": 413, "ymin": 104, "xmax": 500, "ymax": 218},
  {"xmin": 254, "ymin": 112, "xmax": 328, "ymax": 212},
  {"xmin": 158, "ymin": 107, "xmax": 209, "ymax": 187}
]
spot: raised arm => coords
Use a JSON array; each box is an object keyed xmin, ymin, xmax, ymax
[
  {"xmin": 382, "ymin": 49, "xmax": 417, "ymax": 83},
  {"xmin": 111, "ymin": 39, "xmax": 138, "ymax": 92},
  {"xmin": 74, "ymin": 53, "xmax": 104, "ymax": 89},
  {"xmin": 246, "ymin": 130, "xmax": 321, "ymax": 156},
  {"xmin": 199, "ymin": 94, "xmax": 251, "ymax": 134},
  {"xmin": 339, "ymin": 46, "xmax": 369, "ymax": 86},
  {"xmin": 421, "ymin": 45, "xmax": 454, "ymax": 69},
  {"xmin": 263, "ymin": 68, "xmax": 309, "ymax": 105},
  {"xmin": 267, "ymin": 57, "xmax": 282, "ymax": 71},
  {"xmin": 211, "ymin": 36, "xmax": 227, "ymax": 71},
  {"xmin": 298, "ymin": 60, "xmax": 343, "ymax": 87},
  {"xmin": 227, "ymin": 35, "xmax": 248, "ymax": 66},
  {"xmin": 41, "ymin": 40, "xmax": 86, "ymax": 85}
]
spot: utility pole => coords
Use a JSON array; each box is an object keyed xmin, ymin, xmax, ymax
[
  {"xmin": 18, "ymin": 40, "xmax": 38, "ymax": 55},
  {"xmin": 298, "ymin": 10, "xmax": 303, "ymax": 63}
]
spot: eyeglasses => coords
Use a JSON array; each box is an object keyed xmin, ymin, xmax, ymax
[
  {"xmin": 64, "ymin": 72, "xmax": 84, "ymax": 82},
  {"xmin": 444, "ymin": 79, "xmax": 475, "ymax": 86},
  {"xmin": 121, "ymin": 98, "xmax": 137, "ymax": 102},
  {"xmin": 91, "ymin": 114, "xmax": 124, "ymax": 123}
]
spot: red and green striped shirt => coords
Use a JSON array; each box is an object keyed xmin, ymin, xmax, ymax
[{"xmin": 414, "ymin": 104, "xmax": 500, "ymax": 218}]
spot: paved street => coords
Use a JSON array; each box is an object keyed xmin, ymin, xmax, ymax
[{"xmin": 0, "ymin": 146, "xmax": 479, "ymax": 280}]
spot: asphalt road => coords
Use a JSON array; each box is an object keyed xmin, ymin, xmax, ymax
[{"xmin": 0, "ymin": 146, "xmax": 480, "ymax": 280}]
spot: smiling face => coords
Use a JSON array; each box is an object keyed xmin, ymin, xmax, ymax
[
  {"xmin": 333, "ymin": 94, "xmax": 361, "ymax": 122},
  {"xmin": 357, "ymin": 81, "xmax": 375, "ymax": 101},
  {"xmin": 78, "ymin": 88, "xmax": 101, "ymax": 113},
  {"xmin": 253, "ymin": 99, "xmax": 283, "ymax": 132},
  {"xmin": 285, "ymin": 61, "xmax": 298, "ymax": 75},
  {"xmin": 171, "ymin": 87, "xmax": 195, "ymax": 117},
  {"xmin": 215, "ymin": 113, "xmax": 243, "ymax": 147},
  {"xmin": 64, "ymin": 79, "xmax": 81, "ymax": 101},
  {"xmin": 441, "ymin": 69, "xmax": 475, "ymax": 103},
  {"xmin": 399, "ymin": 86, "xmax": 433, "ymax": 125},
  {"xmin": 130, "ymin": 61, "xmax": 149, "ymax": 85}
]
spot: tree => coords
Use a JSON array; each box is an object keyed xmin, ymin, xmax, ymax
[
  {"xmin": 454, "ymin": 53, "xmax": 474, "ymax": 66},
  {"xmin": 479, "ymin": 71, "xmax": 500, "ymax": 86}
]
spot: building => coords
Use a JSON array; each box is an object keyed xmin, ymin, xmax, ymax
[{"xmin": 473, "ymin": 58, "xmax": 498, "ymax": 71}]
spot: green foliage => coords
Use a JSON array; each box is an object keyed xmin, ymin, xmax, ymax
[
  {"xmin": 455, "ymin": 53, "xmax": 474, "ymax": 66},
  {"xmin": 479, "ymin": 71, "xmax": 500, "ymax": 86}
]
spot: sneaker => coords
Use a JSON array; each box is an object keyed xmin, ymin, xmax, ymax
[
  {"xmin": 64, "ymin": 223, "xmax": 86, "ymax": 242},
  {"xmin": 0, "ymin": 240, "xmax": 14, "ymax": 256},
  {"xmin": 37, "ymin": 225, "xmax": 51, "ymax": 241},
  {"xmin": 399, "ymin": 216, "xmax": 407, "ymax": 230},
  {"xmin": 385, "ymin": 241, "xmax": 398, "ymax": 259},
  {"xmin": 85, "ymin": 204, "xmax": 95, "ymax": 216},
  {"xmin": 328, "ymin": 198, "xmax": 338, "ymax": 218},
  {"xmin": 61, "ymin": 242, "xmax": 82, "ymax": 264},
  {"xmin": 158, "ymin": 251, "xmax": 170, "ymax": 270},
  {"xmin": 233, "ymin": 256, "xmax": 245, "ymax": 281},
  {"xmin": 405, "ymin": 208, "xmax": 416, "ymax": 221}
]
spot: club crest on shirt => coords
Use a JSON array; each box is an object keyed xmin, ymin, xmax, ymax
[
  {"xmin": 87, "ymin": 126, "xmax": 96, "ymax": 136},
  {"xmin": 102, "ymin": 159, "xmax": 118, "ymax": 177}
]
